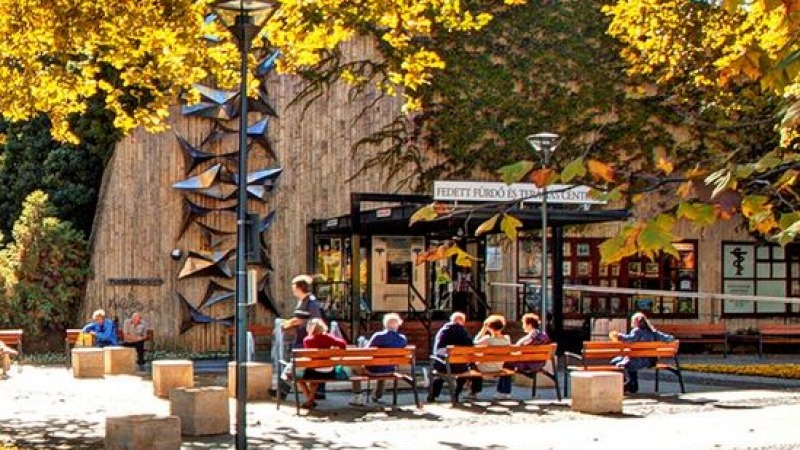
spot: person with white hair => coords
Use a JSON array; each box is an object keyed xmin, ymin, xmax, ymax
[
  {"xmin": 350, "ymin": 312, "xmax": 408, "ymax": 406},
  {"xmin": 609, "ymin": 312, "xmax": 675, "ymax": 393},
  {"xmin": 427, "ymin": 311, "xmax": 480, "ymax": 403},
  {"xmin": 296, "ymin": 318, "xmax": 347, "ymax": 410},
  {"xmin": 81, "ymin": 309, "xmax": 118, "ymax": 347}
]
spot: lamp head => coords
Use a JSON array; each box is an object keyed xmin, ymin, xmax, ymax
[
  {"xmin": 211, "ymin": 1, "xmax": 273, "ymax": 45},
  {"xmin": 213, "ymin": 0, "xmax": 273, "ymax": 11},
  {"xmin": 526, "ymin": 132, "xmax": 559, "ymax": 155}
]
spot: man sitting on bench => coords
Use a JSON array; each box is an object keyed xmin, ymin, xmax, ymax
[
  {"xmin": 122, "ymin": 312, "xmax": 148, "ymax": 369},
  {"xmin": 350, "ymin": 313, "xmax": 408, "ymax": 406},
  {"xmin": 0, "ymin": 341, "xmax": 18, "ymax": 379},
  {"xmin": 609, "ymin": 312, "xmax": 675, "ymax": 393}
]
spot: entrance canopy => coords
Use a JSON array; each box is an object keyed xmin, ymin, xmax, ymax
[{"xmin": 309, "ymin": 193, "xmax": 629, "ymax": 237}]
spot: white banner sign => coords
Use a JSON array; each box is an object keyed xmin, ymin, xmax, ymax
[{"xmin": 433, "ymin": 180, "xmax": 605, "ymax": 204}]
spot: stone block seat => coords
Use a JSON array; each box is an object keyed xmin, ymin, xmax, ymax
[
  {"xmin": 570, "ymin": 371, "xmax": 623, "ymax": 414},
  {"xmin": 105, "ymin": 414, "xmax": 181, "ymax": 450},
  {"xmin": 227, "ymin": 361, "xmax": 272, "ymax": 401},
  {"xmin": 170, "ymin": 386, "xmax": 230, "ymax": 436},
  {"xmin": 71, "ymin": 348, "xmax": 104, "ymax": 378},
  {"xmin": 104, "ymin": 346, "xmax": 137, "ymax": 375},
  {"xmin": 152, "ymin": 360, "xmax": 194, "ymax": 398}
]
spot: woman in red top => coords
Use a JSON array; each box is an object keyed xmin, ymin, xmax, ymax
[{"xmin": 298, "ymin": 318, "xmax": 347, "ymax": 409}]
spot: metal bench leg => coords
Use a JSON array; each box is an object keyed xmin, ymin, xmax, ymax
[
  {"xmin": 532, "ymin": 373, "xmax": 538, "ymax": 398},
  {"xmin": 392, "ymin": 378, "xmax": 398, "ymax": 406},
  {"xmin": 655, "ymin": 368, "xmax": 660, "ymax": 393},
  {"xmin": 563, "ymin": 370, "xmax": 570, "ymax": 397},
  {"xmin": 552, "ymin": 371, "xmax": 562, "ymax": 402},
  {"xmin": 446, "ymin": 377, "xmax": 458, "ymax": 406}
]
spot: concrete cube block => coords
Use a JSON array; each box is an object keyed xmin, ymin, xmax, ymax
[
  {"xmin": 71, "ymin": 348, "xmax": 104, "ymax": 378},
  {"xmin": 227, "ymin": 362, "xmax": 272, "ymax": 401},
  {"xmin": 152, "ymin": 360, "xmax": 194, "ymax": 398},
  {"xmin": 170, "ymin": 387, "xmax": 230, "ymax": 436},
  {"xmin": 105, "ymin": 414, "xmax": 181, "ymax": 450},
  {"xmin": 570, "ymin": 371, "xmax": 623, "ymax": 414},
  {"xmin": 104, "ymin": 346, "xmax": 137, "ymax": 375}
]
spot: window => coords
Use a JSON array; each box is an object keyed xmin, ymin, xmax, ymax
[
  {"xmin": 558, "ymin": 238, "xmax": 698, "ymax": 318},
  {"xmin": 721, "ymin": 242, "xmax": 796, "ymax": 316}
]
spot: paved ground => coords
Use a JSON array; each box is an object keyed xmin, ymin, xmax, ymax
[{"xmin": 2, "ymin": 356, "xmax": 800, "ymax": 449}]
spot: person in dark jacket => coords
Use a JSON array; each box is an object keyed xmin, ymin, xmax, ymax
[
  {"xmin": 609, "ymin": 312, "xmax": 675, "ymax": 393},
  {"xmin": 427, "ymin": 312, "xmax": 481, "ymax": 402}
]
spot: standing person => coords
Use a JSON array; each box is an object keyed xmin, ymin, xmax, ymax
[
  {"xmin": 122, "ymin": 312, "xmax": 148, "ymax": 369},
  {"xmin": 82, "ymin": 309, "xmax": 117, "ymax": 347},
  {"xmin": 296, "ymin": 318, "xmax": 347, "ymax": 410},
  {"xmin": 280, "ymin": 274, "xmax": 325, "ymax": 398},
  {"xmin": 473, "ymin": 315, "xmax": 511, "ymax": 400},
  {"xmin": 427, "ymin": 312, "xmax": 480, "ymax": 403},
  {"xmin": 609, "ymin": 312, "xmax": 675, "ymax": 393},
  {"xmin": 350, "ymin": 313, "xmax": 408, "ymax": 405},
  {"xmin": 452, "ymin": 267, "xmax": 472, "ymax": 317}
]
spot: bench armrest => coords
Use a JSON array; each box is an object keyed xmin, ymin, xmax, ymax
[
  {"xmin": 429, "ymin": 355, "xmax": 446, "ymax": 366},
  {"xmin": 563, "ymin": 351, "xmax": 584, "ymax": 366}
]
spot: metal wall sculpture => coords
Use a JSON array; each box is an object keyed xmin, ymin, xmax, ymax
[{"xmin": 173, "ymin": 41, "xmax": 283, "ymax": 334}]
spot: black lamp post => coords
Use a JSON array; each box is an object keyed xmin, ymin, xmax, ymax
[
  {"xmin": 211, "ymin": 1, "xmax": 272, "ymax": 449},
  {"xmin": 526, "ymin": 132, "xmax": 559, "ymax": 331}
]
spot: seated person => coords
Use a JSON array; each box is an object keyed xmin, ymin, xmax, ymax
[
  {"xmin": 427, "ymin": 312, "xmax": 480, "ymax": 403},
  {"xmin": 82, "ymin": 309, "xmax": 118, "ymax": 347},
  {"xmin": 0, "ymin": 341, "xmax": 19, "ymax": 379},
  {"xmin": 297, "ymin": 318, "xmax": 346, "ymax": 410},
  {"xmin": 122, "ymin": 312, "xmax": 148, "ymax": 368},
  {"xmin": 350, "ymin": 312, "xmax": 408, "ymax": 405},
  {"xmin": 514, "ymin": 313, "xmax": 550, "ymax": 369},
  {"xmin": 609, "ymin": 312, "xmax": 675, "ymax": 393},
  {"xmin": 473, "ymin": 314, "xmax": 512, "ymax": 400}
]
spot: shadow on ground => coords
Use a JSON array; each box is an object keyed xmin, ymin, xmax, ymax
[
  {"xmin": 0, "ymin": 417, "xmax": 104, "ymax": 449},
  {"xmin": 183, "ymin": 426, "xmax": 373, "ymax": 449}
]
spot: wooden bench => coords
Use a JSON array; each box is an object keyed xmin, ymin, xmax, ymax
[
  {"xmin": 277, "ymin": 346, "xmax": 420, "ymax": 414},
  {"xmin": 655, "ymin": 323, "xmax": 729, "ymax": 357},
  {"xmin": 564, "ymin": 340, "xmax": 684, "ymax": 396},
  {"xmin": 0, "ymin": 329, "xmax": 23, "ymax": 372},
  {"xmin": 226, "ymin": 324, "xmax": 274, "ymax": 360},
  {"xmin": 758, "ymin": 324, "xmax": 800, "ymax": 358},
  {"xmin": 65, "ymin": 328, "xmax": 154, "ymax": 368},
  {"xmin": 431, "ymin": 344, "xmax": 561, "ymax": 405}
]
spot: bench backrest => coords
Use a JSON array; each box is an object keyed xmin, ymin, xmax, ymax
[
  {"xmin": 656, "ymin": 323, "xmax": 726, "ymax": 336},
  {"xmin": 66, "ymin": 328, "xmax": 154, "ymax": 344},
  {"xmin": 581, "ymin": 340, "xmax": 680, "ymax": 360},
  {"xmin": 446, "ymin": 344, "xmax": 557, "ymax": 365},
  {"xmin": 759, "ymin": 324, "xmax": 800, "ymax": 335},
  {"xmin": 0, "ymin": 329, "xmax": 22, "ymax": 348},
  {"xmin": 292, "ymin": 346, "xmax": 416, "ymax": 370}
]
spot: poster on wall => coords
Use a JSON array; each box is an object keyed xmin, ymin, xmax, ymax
[{"xmin": 518, "ymin": 239, "xmax": 542, "ymax": 277}]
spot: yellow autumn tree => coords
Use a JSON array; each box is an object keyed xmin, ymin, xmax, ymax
[
  {"xmin": 0, "ymin": 0, "xmax": 523, "ymax": 143},
  {"xmin": 412, "ymin": 0, "xmax": 800, "ymax": 262}
]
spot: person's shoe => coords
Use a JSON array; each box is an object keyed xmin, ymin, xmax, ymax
[
  {"xmin": 493, "ymin": 393, "xmax": 512, "ymax": 400},
  {"xmin": 465, "ymin": 392, "xmax": 478, "ymax": 402},
  {"xmin": 426, "ymin": 393, "xmax": 437, "ymax": 403},
  {"xmin": 623, "ymin": 384, "xmax": 639, "ymax": 394},
  {"xmin": 301, "ymin": 400, "xmax": 317, "ymax": 410},
  {"xmin": 349, "ymin": 393, "xmax": 365, "ymax": 406}
]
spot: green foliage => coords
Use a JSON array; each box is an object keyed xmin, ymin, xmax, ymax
[
  {"xmin": 0, "ymin": 191, "xmax": 90, "ymax": 335},
  {"xmin": 0, "ymin": 96, "xmax": 118, "ymax": 239}
]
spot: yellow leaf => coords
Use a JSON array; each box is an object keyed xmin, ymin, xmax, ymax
[
  {"xmin": 475, "ymin": 214, "xmax": 500, "ymax": 236},
  {"xmin": 500, "ymin": 214, "xmax": 522, "ymax": 241},
  {"xmin": 587, "ymin": 159, "xmax": 616, "ymax": 183},
  {"xmin": 455, "ymin": 248, "xmax": 475, "ymax": 267},
  {"xmin": 656, "ymin": 157, "xmax": 674, "ymax": 174},
  {"xmin": 409, "ymin": 204, "xmax": 438, "ymax": 226}
]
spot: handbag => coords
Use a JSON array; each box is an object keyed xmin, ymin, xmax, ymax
[{"xmin": 76, "ymin": 332, "xmax": 95, "ymax": 348}]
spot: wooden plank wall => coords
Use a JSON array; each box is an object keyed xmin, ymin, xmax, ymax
[{"xmin": 83, "ymin": 37, "xmax": 410, "ymax": 351}]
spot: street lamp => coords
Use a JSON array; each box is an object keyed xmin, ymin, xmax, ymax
[
  {"xmin": 526, "ymin": 132, "xmax": 559, "ymax": 334},
  {"xmin": 211, "ymin": 1, "xmax": 272, "ymax": 449}
]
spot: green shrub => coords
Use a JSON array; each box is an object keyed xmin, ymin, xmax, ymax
[{"xmin": 0, "ymin": 191, "xmax": 89, "ymax": 335}]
